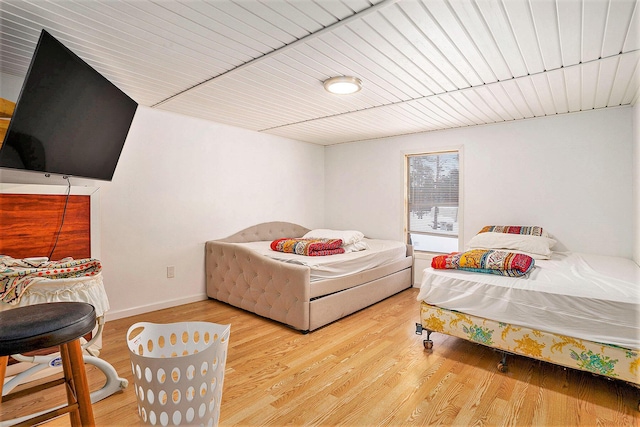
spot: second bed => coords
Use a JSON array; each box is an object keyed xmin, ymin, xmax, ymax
[
  {"xmin": 417, "ymin": 249, "xmax": 639, "ymax": 385},
  {"xmin": 205, "ymin": 222, "xmax": 414, "ymax": 332}
]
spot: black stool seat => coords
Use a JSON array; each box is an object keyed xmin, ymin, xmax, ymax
[
  {"xmin": 0, "ymin": 302, "xmax": 96, "ymax": 356},
  {"xmin": 0, "ymin": 302, "xmax": 97, "ymax": 426}
]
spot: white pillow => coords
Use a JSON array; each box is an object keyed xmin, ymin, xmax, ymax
[
  {"xmin": 303, "ymin": 229, "xmax": 364, "ymax": 246},
  {"xmin": 466, "ymin": 232, "xmax": 556, "ymax": 259},
  {"xmin": 342, "ymin": 240, "xmax": 370, "ymax": 253}
]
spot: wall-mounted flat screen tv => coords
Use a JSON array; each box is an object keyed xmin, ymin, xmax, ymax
[{"xmin": 0, "ymin": 29, "xmax": 138, "ymax": 181}]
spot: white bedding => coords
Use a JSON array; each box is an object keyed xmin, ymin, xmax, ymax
[
  {"xmin": 417, "ymin": 252, "xmax": 639, "ymax": 349},
  {"xmin": 239, "ymin": 238, "xmax": 408, "ymax": 281}
]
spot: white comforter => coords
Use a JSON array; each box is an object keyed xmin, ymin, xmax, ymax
[
  {"xmin": 238, "ymin": 238, "xmax": 408, "ymax": 281},
  {"xmin": 418, "ymin": 252, "xmax": 639, "ymax": 349}
]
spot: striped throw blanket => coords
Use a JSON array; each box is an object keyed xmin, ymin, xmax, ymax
[
  {"xmin": 0, "ymin": 256, "xmax": 102, "ymax": 304},
  {"xmin": 270, "ymin": 238, "xmax": 345, "ymax": 256},
  {"xmin": 479, "ymin": 225, "xmax": 545, "ymax": 237},
  {"xmin": 431, "ymin": 249, "xmax": 535, "ymax": 277}
]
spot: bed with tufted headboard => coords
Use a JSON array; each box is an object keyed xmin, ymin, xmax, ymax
[{"xmin": 205, "ymin": 222, "xmax": 414, "ymax": 332}]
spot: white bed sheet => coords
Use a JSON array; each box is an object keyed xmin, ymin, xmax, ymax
[
  {"xmin": 417, "ymin": 252, "xmax": 639, "ymax": 349},
  {"xmin": 239, "ymin": 238, "xmax": 408, "ymax": 281},
  {"xmin": 0, "ymin": 273, "xmax": 110, "ymax": 317}
]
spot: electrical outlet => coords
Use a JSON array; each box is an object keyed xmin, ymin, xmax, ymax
[{"xmin": 167, "ymin": 266, "xmax": 175, "ymax": 278}]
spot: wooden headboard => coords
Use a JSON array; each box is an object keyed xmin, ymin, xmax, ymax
[{"xmin": 0, "ymin": 193, "xmax": 91, "ymax": 260}]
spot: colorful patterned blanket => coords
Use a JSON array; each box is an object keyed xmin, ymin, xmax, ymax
[
  {"xmin": 431, "ymin": 249, "xmax": 535, "ymax": 277},
  {"xmin": 0, "ymin": 256, "xmax": 102, "ymax": 304},
  {"xmin": 270, "ymin": 238, "xmax": 345, "ymax": 256}
]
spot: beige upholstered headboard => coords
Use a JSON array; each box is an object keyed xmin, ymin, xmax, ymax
[
  {"xmin": 219, "ymin": 222, "xmax": 311, "ymax": 243},
  {"xmin": 206, "ymin": 221, "xmax": 312, "ymax": 330}
]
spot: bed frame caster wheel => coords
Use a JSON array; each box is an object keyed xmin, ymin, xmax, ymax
[
  {"xmin": 496, "ymin": 352, "xmax": 508, "ymax": 372},
  {"xmin": 423, "ymin": 340, "xmax": 433, "ymax": 350}
]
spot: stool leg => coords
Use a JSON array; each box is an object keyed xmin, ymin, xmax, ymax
[
  {"xmin": 60, "ymin": 344, "xmax": 82, "ymax": 426},
  {"xmin": 0, "ymin": 355, "xmax": 7, "ymax": 403},
  {"xmin": 62, "ymin": 340, "xmax": 95, "ymax": 427}
]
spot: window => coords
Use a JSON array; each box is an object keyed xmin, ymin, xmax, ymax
[{"xmin": 406, "ymin": 151, "xmax": 460, "ymax": 253}]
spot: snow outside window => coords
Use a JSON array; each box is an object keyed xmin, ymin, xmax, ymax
[{"xmin": 406, "ymin": 151, "xmax": 459, "ymax": 253}]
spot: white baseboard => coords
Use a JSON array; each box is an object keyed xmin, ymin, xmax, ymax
[{"xmin": 104, "ymin": 293, "xmax": 209, "ymax": 322}]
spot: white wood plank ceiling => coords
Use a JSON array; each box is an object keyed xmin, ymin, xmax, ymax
[{"xmin": 1, "ymin": 0, "xmax": 638, "ymax": 145}]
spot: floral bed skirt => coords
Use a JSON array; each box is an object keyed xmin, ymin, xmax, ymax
[{"xmin": 420, "ymin": 302, "xmax": 640, "ymax": 386}]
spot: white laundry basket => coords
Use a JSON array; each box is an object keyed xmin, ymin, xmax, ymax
[{"xmin": 127, "ymin": 321, "xmax": 230, "ymax": 427}]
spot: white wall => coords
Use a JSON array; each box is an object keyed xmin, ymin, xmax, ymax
[
  {"xmin": 325, "ymin": 107, "xmax": 634, "ymax": 262},
  {"xmin": 99, "ymin": 107, "xmax": 324, "ymax": 319},
  {"xmin": 633, "ymin": 104, "xmax": 640, "ymax": 266}
]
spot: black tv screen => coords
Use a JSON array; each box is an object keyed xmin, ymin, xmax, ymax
[{"xmin": 0, "ymin": 29, "xmax": 137, "ymax": 181}]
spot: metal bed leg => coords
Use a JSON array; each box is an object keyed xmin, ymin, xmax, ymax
[
  {"xmin": 415, "ymin": 323, "xmax": 434, "ymax": 350},
  {"xmin": 497, "ymin": 351, "xmax": 508, "ymax": 373}
]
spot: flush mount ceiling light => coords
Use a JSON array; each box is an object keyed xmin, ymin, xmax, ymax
[{"xmin": 323, "ymin": 76, "xmax": 362, "ymax": 95}]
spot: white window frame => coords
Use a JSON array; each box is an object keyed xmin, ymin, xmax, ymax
[{"xmin": 403, "ymin": 147, "xmax": 464, "ymax": 255}]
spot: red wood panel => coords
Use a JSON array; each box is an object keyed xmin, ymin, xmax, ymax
[{"xmin": 0, "ymin": 194, "xmax": 91, "ymax": 260}]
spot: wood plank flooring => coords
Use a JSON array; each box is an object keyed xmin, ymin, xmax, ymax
[{"xmin": 1, "ymin": 288, "xmax": 638, "ymax": 426}]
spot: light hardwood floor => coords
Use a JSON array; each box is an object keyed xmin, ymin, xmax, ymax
[{"xmin": 2, "ymin": 288, "xmax": 638, "ymax": 426}]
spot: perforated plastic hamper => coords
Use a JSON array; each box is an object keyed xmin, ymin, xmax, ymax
[{"xmin": 127, "ymin": 321, "xmax": 230, "ymax": 426}]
